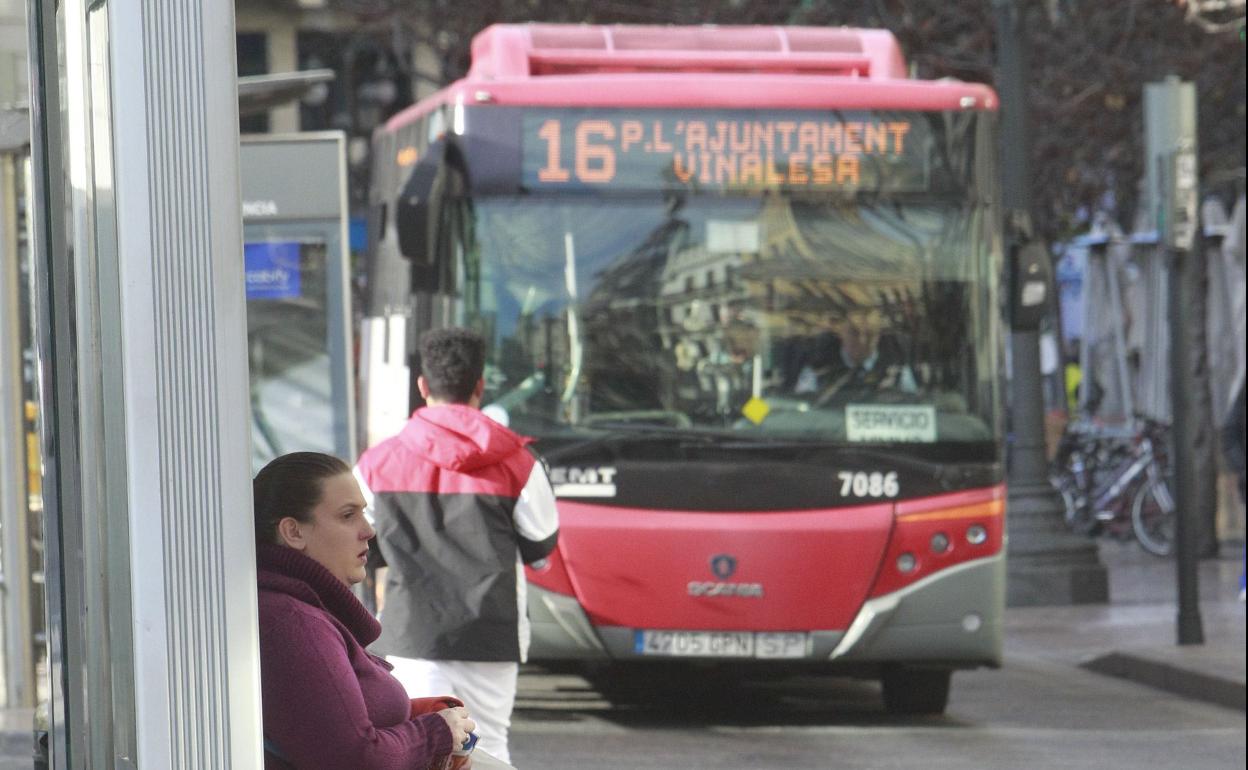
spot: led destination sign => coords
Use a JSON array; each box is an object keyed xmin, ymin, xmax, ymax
[{"xmin": 522, "ymin": 109, "xmax": 931, "ymax": 192}]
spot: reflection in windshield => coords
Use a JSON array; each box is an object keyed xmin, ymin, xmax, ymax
[
  {"xmin": 245, "ymin": 240, "xmax": 336, "ymax": 471},
  {"xmin": 463, "ymin": 191, "xmax": 996, "ymax": 446}
]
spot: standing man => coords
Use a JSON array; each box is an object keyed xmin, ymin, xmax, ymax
[{"xmin": 355, "ymin": 327, "xmax": 559, "ymax": 764}]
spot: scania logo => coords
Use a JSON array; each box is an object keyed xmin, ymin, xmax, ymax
[
  {"xmin": 690, "ymin": 554, "xmax": 761, "ymax": 597},
  {"xmin": 688, "ymin": 581, "xmax": 764, "ymax": 598},
  {"xmin": 710, "ymin": 554, "xmax": 737, "ymax": 579}
]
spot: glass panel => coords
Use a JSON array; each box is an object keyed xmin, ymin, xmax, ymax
[
  {"xmin": 463, "ymin": 191, "xmax": 995, "ymax": 452},
  {"xmin": 1, "ymin": 150, "xmax": 42, "ymax": 713},
  {"xmin": 243, "ymin": 238, "xmax": 335, "ymax": 471},
  {"xmin": 87, "ymin": 3, "xmax": 137, "ymax": 762},
  {"xmin": 236, "ymin": 32, "xmax": 269, "ymax": 134}
]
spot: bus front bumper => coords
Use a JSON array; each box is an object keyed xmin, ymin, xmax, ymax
[
  {"xmin": 527, "ymin": 552, "xmax": 1004, "ymax": 666},
  {"xmin": 829, "ymin": 553, "xmax": 1005, "ymax": 667}
]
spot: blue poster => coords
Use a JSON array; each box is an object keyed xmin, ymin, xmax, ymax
[{"xmin": 244, "ymin": 242, "xmax": 302, "ymax": 300}]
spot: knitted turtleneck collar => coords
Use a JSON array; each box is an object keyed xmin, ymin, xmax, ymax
[{"xmin": 256, "ymin": 541, "xmax": 381, "ymax": 646}]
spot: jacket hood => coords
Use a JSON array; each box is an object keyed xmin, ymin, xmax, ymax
[{"xmin": 399, "ymin": 404, "xmax": 530, "ymax": 473}]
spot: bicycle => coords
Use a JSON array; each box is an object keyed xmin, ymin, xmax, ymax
[{"xmin": 1050, "ymin": 417, "xmax": 1176, "ymax": 556}]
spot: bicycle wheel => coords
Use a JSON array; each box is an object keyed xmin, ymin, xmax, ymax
[
  {"xmin": 1131, "ymin": 477, "xmax": 1175, "ymax": 557},
  {"xmin": 1052, "ymin": 474, "xmax": 1099, "ymax": 535}
]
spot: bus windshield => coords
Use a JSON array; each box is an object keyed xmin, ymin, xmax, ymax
[{"xmin": 457, "ymin": 191, "xmax": 997, "ymax": 451}]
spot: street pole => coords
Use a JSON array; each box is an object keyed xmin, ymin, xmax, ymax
[
  {"xmin": 993, "ymin": 0, "xmax": 1109, "ymax": 606},
  {"xmin": 1169, "ymin": 235, "xmax": 1205, "ymax": 645},
  {"xmin": 1145, "ymin": 78, "xmax": 1212, "ymax": 646},
  {"xmin": 1160, "ymin": 137, "xmax": 1206, "ymax": 645}
]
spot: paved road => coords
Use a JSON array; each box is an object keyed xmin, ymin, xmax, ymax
[
  {"xmin": 511, "ymin": 538, "xmax": 1246, "ymax": 770},
  {"xmin": 510, "ymin": 655, "xmax": 1244, "ymax": 769}
]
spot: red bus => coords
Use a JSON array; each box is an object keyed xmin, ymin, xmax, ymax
[{"xmin": 363, "ymin": 23, "xmax": 1004, "ymax": 715}]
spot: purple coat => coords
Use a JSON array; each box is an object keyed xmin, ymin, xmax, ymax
[{"xmin": 257, "ymin": 542, "xmax": 453, "ymax": 769}]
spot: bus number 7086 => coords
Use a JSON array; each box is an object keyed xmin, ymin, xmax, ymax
[{"xmin": 838, "ymin": 471, "xmax": 900, "ymax": 498}]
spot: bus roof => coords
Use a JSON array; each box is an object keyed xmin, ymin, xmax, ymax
[
  {"xmin": 470, "ymin": 24, "xmax": 908, "ymax": 80},
  {"xmin": 384, "ymin": 24, "xmax": 997, "ymax": 132}
]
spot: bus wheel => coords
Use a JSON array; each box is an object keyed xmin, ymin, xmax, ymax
[{"xmin": 880, "ymin": 666, "xmax": 951, "ymax": 715}]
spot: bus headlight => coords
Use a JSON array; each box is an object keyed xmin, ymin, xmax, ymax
[
  {"xmin": 966, "ymin": 524, "xmax": 988, "ymax": 545},
  {"xmin": 930, "ymin": 532, "xmax": 950, "ymax": 553}
]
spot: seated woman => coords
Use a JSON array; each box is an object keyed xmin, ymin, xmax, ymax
[{"xmin": 255, "ymin": 451, "xmax": 475, "ymax": 768}]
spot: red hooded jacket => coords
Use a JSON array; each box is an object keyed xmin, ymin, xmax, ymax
[{"xmin": 355, "ymin": 405, "xmax": 559, "ymax": 662}]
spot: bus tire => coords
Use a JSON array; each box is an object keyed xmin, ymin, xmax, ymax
[{"xmin": 881, "ymin": 666, "xmax": 951, "ymax": 715}]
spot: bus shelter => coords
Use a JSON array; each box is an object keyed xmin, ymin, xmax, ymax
[{"xmin": 240, "ymin": 133, "xmax": 355, "ymax": 472}]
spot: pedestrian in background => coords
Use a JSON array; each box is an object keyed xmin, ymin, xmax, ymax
[
  {"xmin": 253, "ymin": 452, "xmax": 475, "ymax": 769},
  {"xmin": 355, "ymin": 327, "xmax": 560, "ymax": 764},
  {"xmin": 1220, "ymin": 377, "xmax": 1245, "ymax": 601}
]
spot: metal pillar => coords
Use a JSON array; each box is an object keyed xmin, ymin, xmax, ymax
[
  {"xmin": 1150, "ymin": 77, "xmax": 1210, "ymax": 643},
  {"xmin": 1168, "ymin": 233, "xmax": 1207, "ymax": 645},
  {"xmin": 1151, "ymin": 80, "xmax": 1220, "ymax": 572},
  {"xmin": 993, "ymin": 0, "xmax": 1108, "ymax": 606},
  {"xmin": 25, "ymin": 2, "xmax": 75, "ymax": 760},
  {"xmin": 26, "ymin": 0, "xmax": 264, "ymax": 766}
]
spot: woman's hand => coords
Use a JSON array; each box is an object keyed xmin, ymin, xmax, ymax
[{"xmin": 436, "ymin": 706, "xmax": 476, "ymax": 750}]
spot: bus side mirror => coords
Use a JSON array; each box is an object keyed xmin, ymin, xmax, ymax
[
  {"xmin": 1010, "ymin": 241, "xmax": 1052, "ymax": 331},
  {"xmin": 396, "ymin": 156, "xmax": 440, "ymax": 264}
]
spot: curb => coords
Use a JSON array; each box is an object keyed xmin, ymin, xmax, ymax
[
  {"xmin": 0, "ymin": 731, "xmax": 30, "ymax": 763},
  {"xmin": 1082, "ymin": 652, "xmax": 1247, "ymax": 711},
  {"xmin": 0, "ymin": 708, "xmax": 36, "ymax": 764},
  {"xmin": 0, "ymin": 724, "xmax": 32, "ymax": 764}
]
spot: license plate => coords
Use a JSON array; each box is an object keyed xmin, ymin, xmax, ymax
[
  {"xmin": 754, "ymin": 632, "xmax": 810, "ymax": 659},
  {"xmin": 635, "ymin": 630, "xmax": 809, "ymax": 659},
  {"xmin": 636, "ymin": 630, "xmax": 753, "ymax": 657}
]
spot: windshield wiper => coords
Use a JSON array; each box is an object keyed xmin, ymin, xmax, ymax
[
  {"xmin": 539, "ymin": 423, "xmax": 894, "ymax": 461},
  {"xmin": 540, "ymin": 423, "xmax": 737, "ymax": 462}
]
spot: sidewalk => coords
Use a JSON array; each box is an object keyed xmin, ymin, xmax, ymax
[
  {"xmin": 0, "ymin": 708, "xmax": 32, "ymax": 769},
  {"xmin": 1007, "ymin": 538, "xmax": 1246, "ymax": 711}
]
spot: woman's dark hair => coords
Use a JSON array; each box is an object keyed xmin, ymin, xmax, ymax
[
  {"xmin": 419, "ymin": 327, "xmax": 486, "ymax": 403},
  {"xmin": 253, "ymin": 452, "xmax": 351, "ymax": 544}
]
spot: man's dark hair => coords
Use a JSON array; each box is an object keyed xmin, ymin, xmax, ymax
[
  {"xmin": 253, "ymin": 452, "xmax": 350, "ymax": 544},
  {"xmin": 420, "ymin": 327, "xmax": 486, "ymax": 403}
]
